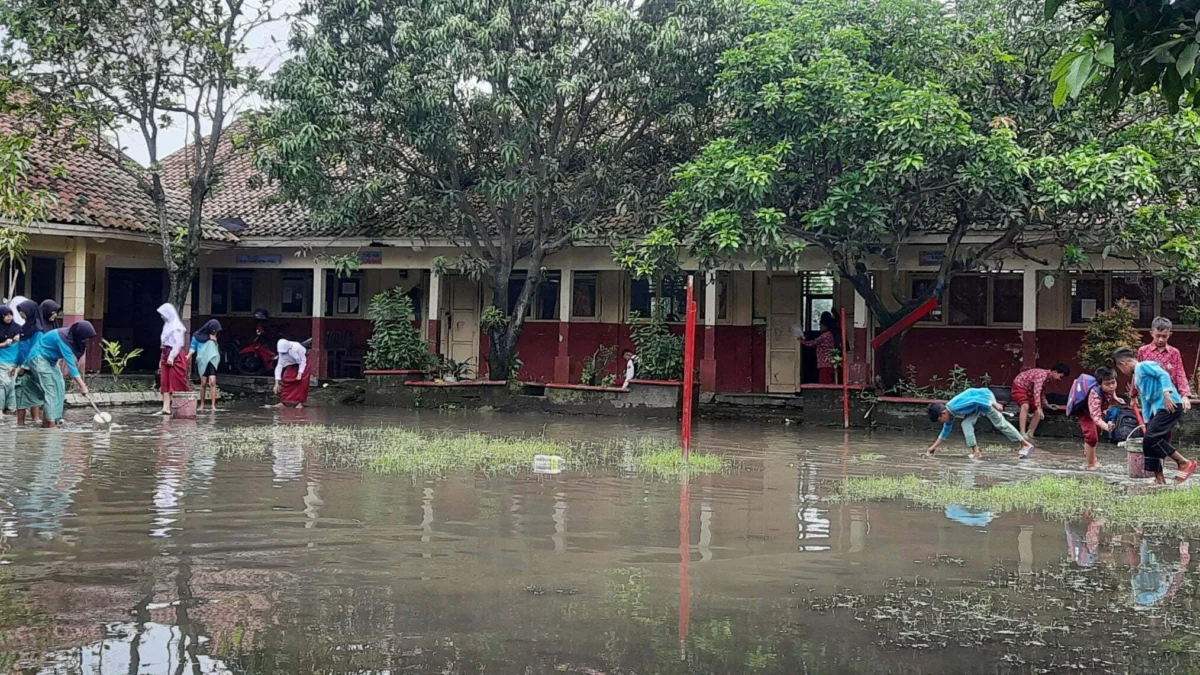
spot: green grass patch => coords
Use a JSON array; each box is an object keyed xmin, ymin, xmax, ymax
[
  {"xmin": 204, "ymin": 425, "xmax": 733, "ymax": 479},
  {"xmin": 837, "ymin": 474, "xmax": 1200, "ymax": 535}
]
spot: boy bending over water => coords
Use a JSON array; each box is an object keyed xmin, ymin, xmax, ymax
[{"xmin": 926, "ymin": 387, "xmax": 1034, "ymax": 459}]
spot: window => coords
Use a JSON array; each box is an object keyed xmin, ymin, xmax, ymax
[
  {"xmin": 1162, "ymin": 283, "xmax": 1183, "ymax": 323},
  {"xmin": 717, "ymin": 272, "xmax": 730, "ymax": 322},
  {"xmin": 325, "ymin": 271, "xmax": 363, "ymax": 316},
  {"xmin": 507, "ymin": 271, "xmax": 561, "ymax": 320},
  {"xmin": 947, "ymin": 276, "xmax": 987, "ymax": 326},
  {"xmin": 280, "ymin": 272, "xmax": 310, "ymax": 315},
  {"xmin": 910, "ymin": 277, "xmax": 943, "ymax": 323},
  {"xmin": 991, "ymin": 275, "xmax": 1024, "ymax": 324},
  {"xmin": 572, "ymin": 272, "xmax": 598, "ymax": 319},
  {"xmin": 211, "ymin": 270, "xmax": 254, "ymax": 315},
  {"xmin": 1112, "ymin": 274, "xmax": 1154, "ymax": 327},
  {"xmin": 629, "ymin": 274, "xmax": 705, "ymax": 322},
  {"xmin": 1070, "ymin": 277, "xmax": 1106, "ymax": 324}
]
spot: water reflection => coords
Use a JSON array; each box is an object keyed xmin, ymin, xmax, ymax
[{"xmin": 0, "ymin": 408, "xmax": 1192, "ymax": 674}]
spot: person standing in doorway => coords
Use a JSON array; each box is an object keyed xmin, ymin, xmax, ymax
[
  {"xmin": 0, "ymin": 305, "xmax": 20, "ymax": 415},
  {"xmin": 156, "ymin": 303, "xmax": 190, "ymax": 415},
  {"xmin": 274, "ymin": 339, "xmax": 310, "ymax": 408},
  {"xmin": 799, "ymin": 311, "xmax": 840, "ymax": 384},
  {"xmin": 190, "ymin": 319, "xmax": 222, "ymax": 412}
]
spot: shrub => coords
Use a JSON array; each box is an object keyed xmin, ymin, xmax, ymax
[
  {"xmin": 630, "ymin": 309, "xmax": 684, "ymax": 380},
  {"xmin": 364, "ymin": 287, "xmax": 430, "ymax": 371},
  {"xmin": 1078, "ymin": 299, "xmax": 1142, "ymax": 370}
]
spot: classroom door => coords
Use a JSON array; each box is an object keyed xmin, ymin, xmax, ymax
[
  {"xmin": 768, "ymin": 275, "xmax": 802, "ymax": 393},
  {"xmin": 104, "ymin": 268, "xmax": 167, "ymax": 372},
  {"xmin": 446, "ymin": 276, "xmax": 480, "ymax": 371}
]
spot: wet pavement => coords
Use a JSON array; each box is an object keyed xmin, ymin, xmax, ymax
[{"xmin": 0, "ymin": 406, "xmax": 1195, "ymax": 674}]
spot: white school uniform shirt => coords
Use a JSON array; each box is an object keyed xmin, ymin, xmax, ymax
[
  {"xmin": 275, "ymin": 339, "xmax": 308, "ymax": 381},
  {"xmin": 157, "ymin": 303, "xmax": 187, "ymax": 361},
  {"xmin": 623, "ymin": 357, "xmax": 636, "ymax": 389}
]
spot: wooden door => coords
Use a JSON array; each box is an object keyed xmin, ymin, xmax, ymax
[
  {"xmin": 447, "ymin": 276, "xmax": 481, "ymax": 371},
  {"xmin": 768, "ymin": 276, "xmax": 802, "ymax": 393}
]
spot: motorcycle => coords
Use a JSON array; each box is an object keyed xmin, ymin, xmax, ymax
[{"xmin": 225, "ymin": 309, "xmax": 314, "ymax": 376}]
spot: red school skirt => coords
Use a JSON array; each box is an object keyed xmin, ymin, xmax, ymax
[
  {"xmin": 280, "ymin": 363, "xmax": 311, "ymax": 406},
  {"xmin": 160, "ymin": 346, "xmax": 191, "ymax": 393}
]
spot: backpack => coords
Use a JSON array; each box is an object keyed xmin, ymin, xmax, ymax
[
  {"xmin": 1109, "ymin": 410, "xmax": 1142, "ymax": 445},
  {"xmin": 1066, "ymin": 374, "xmax": 1101, "ymax": 417}
]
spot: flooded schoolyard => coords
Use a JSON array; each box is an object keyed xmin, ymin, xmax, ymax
[{"xmin": 0, "ymin": 406, "xmax": 1196, "ymax": 674}]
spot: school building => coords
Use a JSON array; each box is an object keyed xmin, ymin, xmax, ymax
[{"xmin": 6, "ymin": 118, "xmax": 1188, "ymax": 392}]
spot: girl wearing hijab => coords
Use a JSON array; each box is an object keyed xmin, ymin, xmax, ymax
[
  {"xmin": 26, "ymin": 321, "xmax": 95, "ymax": 426},
  {"xmin": 13, "ymin": 298, "xmax": 57, "ymax": 425},
  {"xmin": 190, "ymin": 319, "xmax": 222, "ymax": 411},
  {"xmin": 0, "ymin": 305, "xmax": 21, "ymax": 414},
  {"xmin": 273, "ymin": 338, "xmax": 310, "ymax": 408},
  {"xmin": 157, "ymin": 303, "xmax": 190, "ymax": 415}
]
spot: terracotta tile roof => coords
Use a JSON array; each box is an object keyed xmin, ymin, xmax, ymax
[
  {"xmin": 160, "ymin": 120, "xmax": 655, "ymax": 241},
  {"xmin": 0, "ymin": 114, "xmax": 237, "ymax": 243}
]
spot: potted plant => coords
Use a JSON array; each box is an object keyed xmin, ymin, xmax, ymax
[{"xmin": 581, "ymin": 345, "xmax": 617, "ymax": 385}]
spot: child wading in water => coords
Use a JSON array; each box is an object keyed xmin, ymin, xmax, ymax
[
  {"xmin": 190, "ymin": 319, "xmax": 222, "ymax": 411},
  {"xmin": 1065, "ymin": 367, "xmax": 1124, "ymax": 470},
  {"xmin": 0, "ymin": 305, "xmax": 20, "ymax": 415},
  {"xmin": 1011, "ymin": 362, "xmax": 1070, "ymax": 441},
  {"xmin": 1114, "ymin": 348, "xmax": 1198, "ymax": 484},
  {"xmin": 926, "ymin": 387, "xmax": 1035, "ymax": 459}
]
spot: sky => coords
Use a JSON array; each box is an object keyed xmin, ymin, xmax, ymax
[{"xmin": 118, "ymin": 0, "xmax": 298, "ymax": 166}]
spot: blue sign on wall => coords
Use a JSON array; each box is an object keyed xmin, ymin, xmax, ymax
[
  {"xmin": 236, "ymin": 254, "xmax": 282, "ymax": 265},
  {"xmin": 358, "ymin": 251, "xmax": 383, "ymax": 265}
]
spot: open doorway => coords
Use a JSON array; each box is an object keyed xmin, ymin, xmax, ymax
[
  {"xmin": 799, "ymin": 273, "xmax": 836, "ymax": 384},
  {"xmin": 104, "ymin": 268, "xmax": 166, "ymax": 372}
]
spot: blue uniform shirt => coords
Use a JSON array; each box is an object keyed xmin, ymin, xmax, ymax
[
  {"xmin": 29, "ymin": 330, "xmax": 80, "ymax": 378},
  {"xmin": 939, "ymin": 388, "xmax": 998, "ymax": 439},
  {"xmin": 17, "ymin": 331, "xmax": 41, "ymax": 367},
  {"xmin": 1136, "ymin": 361, "xmax": 1181, "ymax": 421},
  {"xmin": 0, "ymin": 337, "xmax": 19, "ymax": 365}
]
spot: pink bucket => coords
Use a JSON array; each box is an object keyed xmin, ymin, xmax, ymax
[
  {"xmin": 171, "ymin": 391, "xmax": 197, "ymax": 420},
  {"xmin": 1127, "ymin": 445, "xmax": 1151, "ymax": 479}
]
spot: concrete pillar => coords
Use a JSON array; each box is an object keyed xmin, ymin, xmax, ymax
[
  {"xmin": 62, "ymin": 238, "xmax": 87, "ymax": 326},
  {"xmin": 554, "ymin": 269, "xmax": 572, "ymax": 383},
  {"xmin": 1022, "ymin": 268, "xmax": 1037, "ymax": 370},
  {"xmin": 700, "ymin": 272, "xmax": 718, "ymax": 393},
  {"xmin": 853, "ymin": 291, "xmax": 869, "ymax": 383},
  {"xmin": 427, "ymin": 270, "xmax": 441, "ymax": 355},
  {"xmin": 311, "ymin": 268, "xmax": 326, "ymax": 380}
]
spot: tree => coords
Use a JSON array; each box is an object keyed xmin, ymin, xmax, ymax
[
  {"xmin": 255, "ymin": 0, "xmax": 736, "ymax": 379},
  {"xmin": 1045, "ymin": 0, "xmax": 1200, "ymax": 110},
  {"xmin": 0, "ymin": 0, "xmax": 273, "ymax": 309},
  {"xmin": 1077, "ymin": 300, "xmax": 1141, "ymax": 370},
  {"xmin": 364, "ymin": 287, "xmax": 430, "ymax": 371},
  {"xmin": 617, "ymin": 0, "xmax": 1200, "ymax": 386},
  {"xmin": 0, "ymin": 132, "xmax": 54, "ymax": 299}
]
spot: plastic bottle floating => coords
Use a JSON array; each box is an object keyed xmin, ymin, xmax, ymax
[{"xmin": 533, "ymin": 455, "xmax": 564, "ymax": 475}]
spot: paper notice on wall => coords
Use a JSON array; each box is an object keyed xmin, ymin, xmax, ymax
[
  {"xmin": 337, "ymin": 297, "xmax": 349, "ymax": 314},
  {"xmin": 1080, "ymin": 298, "xmax": 1097, "ymax": 320}
]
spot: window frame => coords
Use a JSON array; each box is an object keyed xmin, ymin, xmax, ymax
[
  {"xmin": 211, "ymin": 269, "xmax": 256, "ymax": 316},
  {"xmin": 626, "ymin": 272, "xmax": 707, "ymax": 324},
  {"xmin": 908, "ymin": 272, "xmax": 1024, "ymax": 328},
  {"xmin": 1065, "ymin": 272, "xmax": 1160, "ymax": 328},
  {"xmin": 508, "ymin": 270, "xmax": 562, "ymax": 322},
  {"xmin": 278, "ymin": 271, "xmax": 312, "ymax": 317},
  {"xmin": 325, "ymin": 270, "xmax": 365, "ymax": 318},
  {"xmin": 570, "ymin": 271, "xmax": 600, "ymax": 321}
]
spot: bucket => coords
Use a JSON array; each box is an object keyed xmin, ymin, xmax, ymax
[
  {"xmin": 1125, "ymin": 440, "xmax": 1151, "ymax": 479},
  {"xmin": 172, "ymin": 391, "xmax": 198, "ymax": 420}
]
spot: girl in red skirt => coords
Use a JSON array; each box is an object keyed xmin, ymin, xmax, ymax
[
  {"xmin": 156, "ymin": 303, "xmax": 190, "ymax": 415},
  {"xmin": 273, "ymin": 338, "xmax": 310, "ymax": 408}
]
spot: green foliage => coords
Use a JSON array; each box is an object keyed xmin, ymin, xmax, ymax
[
  {"xmin": 581, "ymin": 344, "xmax": 618, "ymax": 386},
  {"xmin": 890, "ymin": 364, "xmax": 992, "ymax": 400},
  {"xmin": 630, "ymin": 309, "xmax": 684, "ymax": 381},
  {"xmin": 256, "ymin": 0, "xmax": 737, "ymax": 379},
  {"xmin": 616, "ymin": 0, "xmax": 1200, "ymax": 384},
  {"xmin": 1046, "ymin": 0, "xmax": 1200, "ymax": 110},
  {"xmin": 316, "ymin": 253, "xmax": 362, "ymax": 279},
  {"xmin": 364, "ymin": 287, "xmax": 430, "ymax": 371},
  {"xmin": 100, "ymin": 339, "xmax": 144, "ymax": 379},
  {"xmin": 1077, "ymin": 299, "xmax": 1142, "ymax": 370},
  {"xmin": 480, "ymin": 306, "xmax": 507, "ymax": 333},
  {"xmin": 0, "ymin": 133, "xmax": 53, "ymax": 298}
]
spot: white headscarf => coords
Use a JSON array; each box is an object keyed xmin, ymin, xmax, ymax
[
  {"xmin": 276, "ymin": 339, "xmax": 305, "ymax": 360},
  {"xmin": 8, "ymin": 296, "xmax": 28, "ymax": 326},
  {"xmin": 157, "ymin": 303, "xmax": 186, "ymax": 345}
]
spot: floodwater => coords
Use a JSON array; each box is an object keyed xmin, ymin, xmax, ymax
[{"xmin": 0, "ymin": 406, "xmax": 1196, "ymax": 674}]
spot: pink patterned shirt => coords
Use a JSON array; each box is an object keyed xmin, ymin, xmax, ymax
[
  {"xmin": 808, "ymin": 331, "xmax": 836, "ymax": 369},
  {"xmin": 1138, "ymin": 343, "xmax": 1192, "ymax": 398},
  {"xmin": 1087, "ymin": 389, "xmax": 1107, "ymax": 427},
  {"xmin": 1013, "ymin": 368, "xmax": 1051, "ymax": 408}
]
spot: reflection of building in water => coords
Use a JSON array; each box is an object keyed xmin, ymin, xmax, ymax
[
  {"xmin": 303, "ymin": 480, "xmax": 323, "ymax": 531},
  {"xmin": 552, "ymin": 491, "xmax": 567, "ymax": 553},
  {"xmin": 271, "ymin": 443, "xmax": 304, "ymax": 483},
  {"xmin": 36, "ymin": 622, "xmax": 233, "ymax": 675},
  {"xmin": 151, "ymin": 451, "xmax": 185, "ymax": 538},
  {"xmin": 698, "ymin": 497, "xmax": 712, "ymax": 563},
  {"xmin": 795, "ymin": 462, "xmax": 829, "ymax": 551}
]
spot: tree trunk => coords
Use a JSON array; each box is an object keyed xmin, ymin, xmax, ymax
[{"xmin": 877, "ymin": 331, "xmax": 907, "ymax": 390}]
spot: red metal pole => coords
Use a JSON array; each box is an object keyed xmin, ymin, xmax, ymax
[
  {"xmin": 681, "ymin": 275, "xmax": 697, "ymax": 459},
  {"xmin": 841, "ymin": 307, "xmax": 849, "ymax": 429}
]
